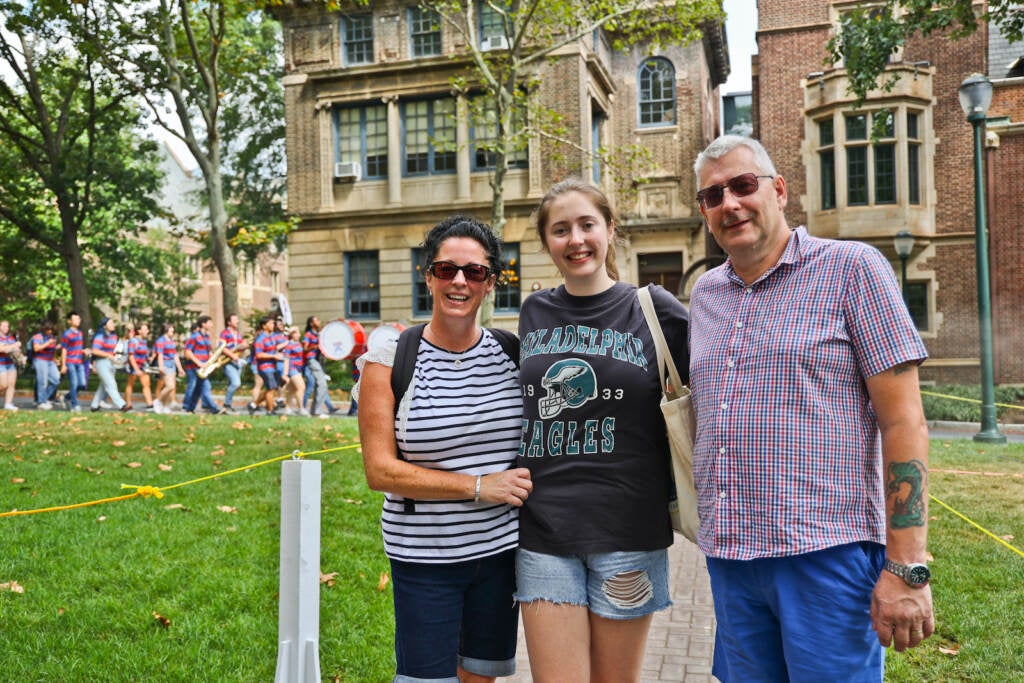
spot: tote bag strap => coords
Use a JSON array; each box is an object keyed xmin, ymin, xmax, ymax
[{"xmin": 637, "ymin": 285, "xmax": 685, "ymax": 400}]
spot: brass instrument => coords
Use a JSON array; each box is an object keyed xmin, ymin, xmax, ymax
[
  {"xmin": 198, "ymin": 340, "xmax": 230, "ymax": 379},
  {"xmin": 112, "ymin": 340, "xmax": 128, "ymax": 370},
  {"xmin": 7, "ymin": 345, "xmax": 26, "ymax": 370}
]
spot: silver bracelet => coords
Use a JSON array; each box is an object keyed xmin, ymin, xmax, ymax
[{"xmin": 474, "ymin": 475, "xmax": 482, "ymax": 503}]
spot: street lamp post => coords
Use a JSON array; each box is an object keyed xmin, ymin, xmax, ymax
[
  {"xmin": 958, "ymin": 73, "xmax": 1006, "ymax": 444},
  {"xmin": 893, "ymin": 230, "xmax": 915, "ymax": 312}
]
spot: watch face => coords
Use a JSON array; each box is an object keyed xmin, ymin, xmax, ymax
[{"xmin": 907, "ymin": 564, "xmax": 931, "ymax": 585}]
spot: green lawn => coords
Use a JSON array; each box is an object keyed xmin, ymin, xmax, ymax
[{"xmin": 1, "ymin": 412, "xmax": 1022, "ymax": 681}]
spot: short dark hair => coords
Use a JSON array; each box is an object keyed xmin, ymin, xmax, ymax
[
  {"xmin": 196, "ymin": 315, "xmax": 212, "ymax": 327},
  {"xmin": 421, "ymin": 214, "xmax": 505, "ymax": 282},
  {"xmin": 67, "ymin": 310, "xmax": 80, "ymax": 321}
]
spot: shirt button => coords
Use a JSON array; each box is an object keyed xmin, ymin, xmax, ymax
[
  {"xmin": 720, "ymin": 402, "xmax": 728, "ymax": 411},
  {"xmin": 719, "ymin": 491, "xmax": 727, "ymax": 499},
  {"xmin": 735, "ymin": 321, "xmax": 743, "ymax": 328},
  {"xmin": 727, "ymin": 359, "xmax": 735, "ymax": 368},
  {"xmin": 745, "ymin": 287, "xmax": 753, "ymax": 294},
  {"xmin": 718, "ymin": 447, "xmax": 726, "ymax": 455}
]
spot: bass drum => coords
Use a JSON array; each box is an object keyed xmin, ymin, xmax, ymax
[
  {"xmin": 319, "ymin": 319, "xmax": 368, "ymax": 360},
  {"xmin": 366, "ymin": 322, "xmax": 406, "ymax": 355}
]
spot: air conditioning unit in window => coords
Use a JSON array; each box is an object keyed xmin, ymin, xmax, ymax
[
  {"xmin": 480, "ymin": 35, "xmax": 509, "ymax": 52},
  {"xmin": 334, "ymin": 161, "xmax": 362, "ymax": 182}
]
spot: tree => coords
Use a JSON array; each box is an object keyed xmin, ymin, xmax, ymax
[
  {"xmin": 0, "ymin": 1, "xmax": 166, "ymax": 334},
  {"xmin": 78, "ymin": 0, "xmax": 290, "ymax": 320},
  {"xmin": 827, "ymin": 0, "xmax": 1023, "ymax": 104},
  {"xmin": 414, "ymin": 0, "xmax": 723, "ymax": 322}
]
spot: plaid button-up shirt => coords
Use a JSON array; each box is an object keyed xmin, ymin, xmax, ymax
[{"xmin": 689, "ymin": 227, "xmax": 927, "ymax": 560}]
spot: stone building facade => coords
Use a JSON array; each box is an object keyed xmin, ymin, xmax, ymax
[
  {"xmin": 753, "ymin": 0, "xmax": 1024, "ymax": 384},
  {"xmin": 272, "ymin": 1, "xmax": 728, "ymax": 344}
]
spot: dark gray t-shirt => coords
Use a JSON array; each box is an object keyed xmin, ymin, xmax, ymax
[{"xmin": 517, "ymin": 282, "xmax": 689, "ymax": 555}]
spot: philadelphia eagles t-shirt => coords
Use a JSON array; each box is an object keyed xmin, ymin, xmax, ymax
[{"xmin": 517, "ymin": 281, "xmax": 689, "ymax": 555}]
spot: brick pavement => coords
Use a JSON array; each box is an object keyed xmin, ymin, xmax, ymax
[{"xmin": 502, "ymin": 534, "xmax": 717, "ymax": 682}]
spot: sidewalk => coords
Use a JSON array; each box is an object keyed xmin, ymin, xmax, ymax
[{"xmin": 502, "ymin": 534, "xmax": 717, "ymax": 683}]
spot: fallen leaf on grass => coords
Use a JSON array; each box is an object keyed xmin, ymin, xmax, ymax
[
  {"xmin": 1001, "ymin": 534, "xmax": 1015, "ymax": 541},
  {"xmin": 152, "ymin": 611, "xmax": 172, "ymax": 628},
  {"xmin": 0, "ymin": 580, "xmax": 25, "ymax": 593},
  {"xmin": 68, "ymin": 416, "xmax": 87, "ymax": 424},
  {"xmin": 343, "ymin": 498, "xmax": 364, "ymax": 505},
  {"xmin": 111, "ymin": 440, "xmax": 126, "ymax": 447},
  {"xmin": 320, "ymin": 571, "xmax": 338, "ymax": 587},
  {"xmin": 210, "ymin": 448, "xmax": 225, "ymax": 457},
  {"xmin": 232, "ymin": 421, "xmax": 251, "ymax": 430},
  {"xmin": 10, "ymin": 477, "xmax": 25, "ymax": 484},
  {"xmin": 164, "ymin": 503, "xmax": 189, "ymax": 511},
  {"xmin": 42, "ymin": 449, "xmax": 51, "ymax": 455},
  {"xmin": 96, "ymin": 516, "xmax": 106, "ymax": 522},
  {"xmin": 126, "ymin": 462, "xmax": 143, "ymax": 469},
  {"xmin": 158, "ymin": 463, "xmax": 173, "ymax": 472},
  {"xmin": 938, "ymin": 644, "xmax": 960, "ymax": 656},
  {"xmin": 158, "ymin": 443, "xmax": 169, "ymax": 448},
  {"xmin": 377, "ymin": 572, "xmax": 390, "ymax": 592},
  {"xmin": 217, "ymin": 505, "xmax": 237, "ymax": 514}
]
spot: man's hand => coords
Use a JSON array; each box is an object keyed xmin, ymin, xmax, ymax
[{"xmin": 870, "ymin": 569, "xmax": 934, "ymax": 651}]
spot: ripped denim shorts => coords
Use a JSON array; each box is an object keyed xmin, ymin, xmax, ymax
[{"xmin": 514, "ymin": 547, "xmax": 671, "ymax": 620}]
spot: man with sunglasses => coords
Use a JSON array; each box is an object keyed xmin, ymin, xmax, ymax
[{"xmin": 688, "ymin": 135, "xmax": 933, "ymax": 682}]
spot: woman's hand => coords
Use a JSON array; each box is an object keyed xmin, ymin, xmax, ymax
[{"xmin": 480, "ymin": 468, "xmax": 533, "ymax": 507}]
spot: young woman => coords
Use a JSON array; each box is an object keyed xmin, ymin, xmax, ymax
[
  {"xmin": 125, "ymin": 323, "xmax": 154, "ymax": 410},
  {"xmin": 0, "ymin": 320, "xmax": 21, "ymax": 411},
  {"xmin": 515, "ymin": 179, "xmax": 690, "ymax": 682},
  {"xmin": 153, "ymin": 324, "xmax": 185, "ymax": 414},
  {"xmin": 355, "ymin": 215, "xmax": 533, "ymax": 683},
  {"xmin": 283, "ymin": 326, "xmax": 307, "ymax": 415}
]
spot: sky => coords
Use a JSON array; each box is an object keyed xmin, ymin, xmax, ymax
[{"xmin": 721, "ymin": 0, "xmax": 758, "ymax": 96}]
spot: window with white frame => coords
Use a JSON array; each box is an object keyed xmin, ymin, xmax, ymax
[
  {"xmin": 345, "ymin": 251, "xmax": 380, "ymax": 319},
  {"xmin": 471, "ymin": 96, "xmax": 528, "ymax": 170},
  {"xmin": 479, "ymin": 0, "xmax": 507, "ymax": 43},
  {"xmin": 403, "ymin": 98, "xmax": 456, "ymax": 175},
  {"xmin": 638, "ymin": 58, "xmax": 676, "ymax": 127},
  {"xmin": 336, "ymin": 104, "xmax": 388, "ymax": 179},
  {"xmin": 814, "ymin": 107, "xmax": 923, "ymax": 210},
  {"xmin": 341, "ymin": 14, "xmax": 373, "ymax": 65},
  {"xmin": 409, "ymin": 7, "xmax": 441, "ymax": 57}
]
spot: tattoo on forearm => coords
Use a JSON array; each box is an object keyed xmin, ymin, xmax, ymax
[
  {"xmin": 887, "ymin": 459, "xmax": 928, "ymax": 529},
  {"xmin": 893, "ymin": 362, "xmax": 914, "ymax": 376}
]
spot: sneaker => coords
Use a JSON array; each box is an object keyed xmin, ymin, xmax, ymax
[
  {"xmin": 215, "ymin": 408, "xmax": 229, "ymax": 415},
  {"xmin": 3, "ymin": 403, "xmax": 18, "ymax": 411},
  {"xmin": 120, "ymin": 403, "xmax": 132, "ymax": 413},
  {"xmin": 71, "ymin": 406, "xmax": 82, "ymax": 413},
  {"xmin": 299, "ymin": 409, "xmax": 310, "ymax": 417},
  {"xmin": 247, "ymin": 402, "xmax": 257, "ymax": 415},
  {"xmin": 61, "ymin": 394, "xmax": 71, "ymax": 410},
  {"xmin": 222, "ymin": 406, "xmax": 234, "ymax": 415},
  {"xmin": 317, "ymin": 413, "xmax": 330, "ymax": 420},
  {"xmin": 275, "ymin": 398, "xmax": 285, "ymax": 409},
  {"xmin": 90, "ymin": 406, "xmax": 101, "ymax": 412},
  {"xmin": 99, "ymin": 400, "xmax": 113, "ymax": 409},
  {"xmin": 38, "ymin": 401, "xmax": 53, "ymax": 411},
  {"xmin": 153, "ymin": 399, "xmax": 163, "ymax": 413}
]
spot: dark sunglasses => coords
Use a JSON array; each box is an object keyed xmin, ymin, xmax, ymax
[
  {"xmin": 427, "ymin": 260, "xmax": 492, "ymax": 282},
  {"xmin": 696, "ymin": 173, "xmax": 774, "ymax": 209}
]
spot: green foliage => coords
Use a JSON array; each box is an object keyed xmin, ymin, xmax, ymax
[
  {"xmin": 921, "ymin": 385, "xmax": 1024, "ymax": 424},
  {"xmin": 0, "ymin": 412, "xmax": 394, "ymax": 682},
  {"xmin": 827, "ymin": 0, "xmax": 1024, "ymax": 105}
]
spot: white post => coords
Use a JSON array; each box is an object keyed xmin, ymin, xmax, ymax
[{"xmin": 274, "ymin": 459, "xmax": 322, "ymax": 683}]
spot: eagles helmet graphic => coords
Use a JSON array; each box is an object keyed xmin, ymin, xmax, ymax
[{"xmin": 538, "ymin": 359, "xmax": 598, "ymax": 419}]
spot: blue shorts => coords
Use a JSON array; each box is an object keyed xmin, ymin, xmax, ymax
[
  {"xmin": 514, "ymin": 547, "xmax": 671, "ymax": 620},
  {"xmin": 259, "ymin": 369, "xmax": 280, "ymax": 390},
  {"xmin": 390, "ymin": 549, "xmax": 518, "ymax": 682},
  {"xmin": 707, "ymin": 541, "xmax": 886, "ymax": 683}
]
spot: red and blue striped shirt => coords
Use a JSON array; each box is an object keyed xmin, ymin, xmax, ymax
[
  {"xmin": 127, "ymin": 336, "xmax": 149, "ymax": 369},
  {"xmin": 0, "ymin": 333, "xmax": 17, "ymax": 369},
  {"xmin": 285, "ymin": 339, "xmax": 305, "ymax": 374},
  {"xmin": 30, "ymin": 334, "xmax": 56, "ymax": 362},
  {"xmin": 62, "ymin": 328, "xmax": 84, "ymax": 365},
  {"xmin": 155, "ymin": 335, "xmax": 177, "ymax": 364},
  {"xmin": 303, "ymin": 330, "xmax": 319, "ymax": 362},
  {"xmin": 254, "ymin": 332, "xmax": 278, "ymax": 372},
  {"xmin": 92, "ymin": 331, "xmax": 119, "ymax": 358},
  {"xmin": 184, "ymin": 331, "xmax": 211, "ymax": 370}
]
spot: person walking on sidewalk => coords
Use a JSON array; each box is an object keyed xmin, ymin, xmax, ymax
[
  {"xmin": 218, "ymin": 313, "xmax": 249, "ymax": 413},
  {"xmin": 124, "ymin": 323, "xmax": 154, "ymax": 411},
  {"xmin": 689, "ymin": 135, "xmax": 933, "ymax": 682},
  {"xmin": 0, "ymin": 320, "xmax": 21, "ymax": 411},
  {"xmin": 182, "ymin": 315, "xmax": 222, "ymax": 415},
  {"xmin": 60, "ymin": 311, "xmax": 87, "ymax": 412},
  {"xmin": 153, "ymin": 323, "xmax": 185, "ymax": 414},
  {"xmin": 30, "ymin": 321, "xmax": 60, "ymax": 409},
  {"xmin": 90, "ymin": 317, "xmax": 131, "ymax": 413}
]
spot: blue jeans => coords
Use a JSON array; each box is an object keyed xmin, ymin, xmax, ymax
[
  {"xmin": 183, "ymin": 368, "xmax": 218, "ymax": 412},
  {"xmin": 304, "ymin": 359, "xmax": 329, "ymax": 415},
  {"xmin": 707, "ymin": 542, "xmax": 885, "ymax": 683},
  {"xmin": 33, "ymin": 358, "xmax": 59, "ymax": 403},
  {"xmin": 66, "ymin": 363, "xmax": 86, "ymax": 408},
  {"xmin": 222, "ymin": 361, "xmax": 241, "ymax": 407},
  {"xmin": 390, "ymin": 550, "xmax": 518, "ymax": 682},
  {"xmin": 91, "ymin": 358, "xmax": 125, "ymax": 409}
]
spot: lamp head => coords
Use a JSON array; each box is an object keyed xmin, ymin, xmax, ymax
[
  {"xmin": 959, "ymin": 73, "xmax": 993, "ymax": 123},
  {"xmin": 893, "ymin": 230, "xmax": 915, "ymax": 259}
]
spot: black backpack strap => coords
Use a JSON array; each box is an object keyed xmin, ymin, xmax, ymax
[
  {"xmin": 487, "ymin": 327, "xmax": 520, "ymax": 368},
  {"xmin": 389, "ymin": 323, "xmax": 426, "ymax": 514}
]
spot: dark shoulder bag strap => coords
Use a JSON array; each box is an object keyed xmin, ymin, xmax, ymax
[{"xmin": 487, "ymin": 327, "xmax": 520, "ymax": 368}]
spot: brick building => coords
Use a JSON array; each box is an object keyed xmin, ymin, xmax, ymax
[
  {"xmin": 271, "ymin": 1, "xmax": 729, "ymax": 344},
  {"xmin": 753, "ymin": 0, "xmax": 1024, "ymax": 384}
]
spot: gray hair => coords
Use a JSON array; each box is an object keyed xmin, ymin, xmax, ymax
[{"xmin": 694, "ymin": 135, "xmax": 778, "ymax": 181}]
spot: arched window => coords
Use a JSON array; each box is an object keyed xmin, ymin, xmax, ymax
[{"xmin": 638, "ymin": 58, "xmax": 675, "ymax": 127}]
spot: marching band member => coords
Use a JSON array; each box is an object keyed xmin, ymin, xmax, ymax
[
  {"xmin": 60, "ymin": 311, "xmax": 86, "ymax": 412},
  {"xmin": 283, "ymin": 325, "xmax": 307, "ymax": 415},
  {"xmin": 249, "ymin": 316, "xmax": 283, "ymax": 415},
  {"xmin": 153, "ymin": 323, "xmax": 185, "ymax": 414},
  {"xmin": 90, "ymin": 317, "xmax": 130, "ymax": 413},
  {"xmin": 302, "ymin": 316, "xmax": 331, "ymax": 418},
  {"xmin": 124, "ymin": 322, "xmax": 154, "ymax": 411},
  {"xmin": 182, "ymin": 315, "xmax": 223, "ymax": 415},
  {"xmin": 0, "ymin": 320, "xmax": 21, "ymax": 411},
  {"xmin": 219, "ymin": 313, "xmax": 249, "ymax": 414},
  {"xmin": 30, "ymin": 321, "xmax": 60, "ymax": 410}
]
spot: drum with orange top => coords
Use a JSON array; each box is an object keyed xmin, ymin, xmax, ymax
[{"xmin": 318, "ymin": 319, "xmax": 368, "ymax": 360}]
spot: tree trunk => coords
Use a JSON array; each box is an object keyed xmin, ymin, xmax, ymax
[
  {"xmin": 58, "ymin": 208, "xmax": 93, "ymax": 334},
  {"xmin": 205, "ymin": 169, "xmax": 240, "ymax": 320}
]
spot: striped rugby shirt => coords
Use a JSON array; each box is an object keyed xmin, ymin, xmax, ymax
[
  {"xmin": 690, "ymin": 227, "xmax": 927, "ymax": 561},
  {"xmin": 362, "ymin": 329, "xmax": 522, "ymax": 564}
]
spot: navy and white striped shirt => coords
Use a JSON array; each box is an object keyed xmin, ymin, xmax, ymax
[{"xmin": 378, "ymin": 329, "xmax": 522, "ymax": 564}]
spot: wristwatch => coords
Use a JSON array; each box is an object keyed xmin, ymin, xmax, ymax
[{"xmin": 884, "ymin": 558, "xmax": 931, "ymax": 587}]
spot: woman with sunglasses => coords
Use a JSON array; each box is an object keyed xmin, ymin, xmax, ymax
[
  {"xmin": 355, "ymin": 214, "xmax": 533, "ymax": 683},
  {"xmin": 515, "ymin": 179, "xmax": 689, "ymax": 682}
]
